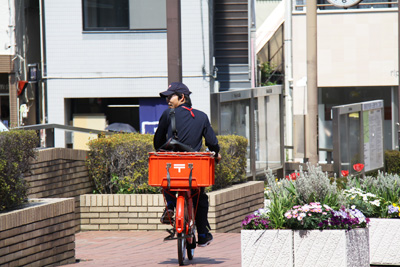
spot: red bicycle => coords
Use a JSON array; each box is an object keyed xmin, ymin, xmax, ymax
[{"xmin": 148, "ymin": 152, "xmax": 215, "ymax": 266}]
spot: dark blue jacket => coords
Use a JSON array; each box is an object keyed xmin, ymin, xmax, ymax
[{"xmin": 154, "ymin": 103, "xmax": 220, "ymax": 154}]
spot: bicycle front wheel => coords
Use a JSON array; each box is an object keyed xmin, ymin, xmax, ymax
[{"xmin": 178, "ymin": 232, "xmax": 186, "ymax": 266}]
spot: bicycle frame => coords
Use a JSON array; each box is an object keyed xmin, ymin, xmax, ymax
[{"xmin": 164, "ymin": 188, "xmax": 200, "ymax": 235}]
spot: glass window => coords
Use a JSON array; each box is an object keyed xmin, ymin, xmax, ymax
[
  {"xmin": 83, "ymin": 0, "xmax": 166, "ymax": 31},
  {"xmin": 220, "ymin": 99, "xmax": 251, "ymax": 173}
]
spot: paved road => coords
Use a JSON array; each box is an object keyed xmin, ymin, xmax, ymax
[
  {"xmin": 64, "ymin": 231, "xmax": 241, "ymax": 267},
  {"xmin": 65, "ymin": 231, "xmax": 385, "ymax": 267}
]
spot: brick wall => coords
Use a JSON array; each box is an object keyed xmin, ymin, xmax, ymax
[
  {"xmin": 208, "ymin": 181, "xmax": 265, "ymax": 233},
  {"xmin": 0, "ymin": 198, "xmax": 76, "ymax": 266},
  {"xmin": 79, "ymin": 181, "xmax": 265, "ymax": 233},
  {"xmin": 80, "ymin": 194, "xmax": 168, "ymax": 231},
  {"xmin": 25, "ymin": 148, "xmax": 93, "ymax": 232}
]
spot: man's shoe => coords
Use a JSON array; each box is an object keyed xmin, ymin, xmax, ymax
[
  {"xmin": 198, "ymin": 233, "xmax": 213, "ymax": 247},
  {"xmin": 160, "ymin": 209, "xmax": 174, "ymax": 224}
]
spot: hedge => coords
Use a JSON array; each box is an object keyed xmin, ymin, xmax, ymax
[
  {"xmin": 385, "ymin": 150, "xmax": 400, "ymax": 175},
  {"xmin": 86, "ymin": 133, "xmax": 154, "ymax": 194},
  {"xmin": 212, "ymin": 135, "xmax": 247, "ymax": 190},
  {"xmin": 86, "ymin": 133, "xmax": 248, "ymax": 193},
  {"xmin": 0, "ymin": 130, "xmax": 38, "ymax": 211}
]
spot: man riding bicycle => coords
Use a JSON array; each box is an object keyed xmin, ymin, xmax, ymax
[{"xmin": 154, "ymin": 82, "xmax": 221, "ymax": 247}]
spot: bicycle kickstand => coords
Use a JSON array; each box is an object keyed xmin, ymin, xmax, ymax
[{"xmin": 164, "ymin": 228, "xmax": 176, "ymax": 241}]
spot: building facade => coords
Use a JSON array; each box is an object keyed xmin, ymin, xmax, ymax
[
  {"xmin": 291, "ymin": 1, "xmax": 398, "ymax": 162},
  {"xmin": 0, "ymin": 0, "xmax": 15, "ymax": 128},
  {"xmin": 40, "ymin": 0, "xmax": 216, "ymax": 147}
]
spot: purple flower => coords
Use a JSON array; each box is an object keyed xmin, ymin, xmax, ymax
[{"xmin": 388, "ymin": 205, "xmax": 399, "ymax": 214}]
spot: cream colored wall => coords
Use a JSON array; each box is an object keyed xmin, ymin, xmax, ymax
[
  {"xmin": 73, "ymin": 114, "xmax": 106, "ymax": 150},
  {"xmin": 292, "ymin": 10, "xmax": 398, "ymax": 88}
]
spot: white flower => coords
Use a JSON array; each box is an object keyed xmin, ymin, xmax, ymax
[
  {"xmin": 370, "ymin": 199, "xmax": 380, "ymax": 206},
  {"xmin": 351, "ymin": 205, "xmax": 356, "ymax": 209}
]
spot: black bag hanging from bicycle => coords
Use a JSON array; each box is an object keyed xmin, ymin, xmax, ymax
[{"xmin": 158, "ymin": 108, "xmax": 195, "ymax": 152}]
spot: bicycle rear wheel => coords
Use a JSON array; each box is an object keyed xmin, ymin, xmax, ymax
[{"xmin": 187, "ymin": 226, "xmax": 196, "ymax": 260}]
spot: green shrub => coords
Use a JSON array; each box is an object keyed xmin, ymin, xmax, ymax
[
  {"xmin": 212, "ymin": 135, "xmax": 248, "ymax": 191},
  {"xmin": 86, "ymin": 133, "xmax": 155, "ymax": 194},
  {"xmin": 385, "ymin": 150, "xmax": 400, "ymax": 175},
  {"xmin": 0, "ymin": 130, "xmax": 38, "ymax": 211},
  {"xmin": 293, "ymin": 165, "xmax": 344, "ymax": 209},
  {"xmin": 86, "ymin": 133, "xmax": 248, "ymax": 194}
]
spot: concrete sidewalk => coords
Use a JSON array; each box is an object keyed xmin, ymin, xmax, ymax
[{"xmin": 64, "ymin": 231, "xmax": 241, "ymax": 267}]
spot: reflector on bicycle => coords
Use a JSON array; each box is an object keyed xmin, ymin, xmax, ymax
[{"xmin": 148, "ymin": 152, "xmax": 215, "ymax": 189}]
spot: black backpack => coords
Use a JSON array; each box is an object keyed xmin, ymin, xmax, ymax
[{"xmin": 158, "ymin": 109, "xmax": 195, "ymax": 152}]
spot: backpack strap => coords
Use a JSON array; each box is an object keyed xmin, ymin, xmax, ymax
[{"xmin": 169, "ymin": 108, "xmax": 178, "ymax": 139}]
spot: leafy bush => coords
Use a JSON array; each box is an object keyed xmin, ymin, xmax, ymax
[
  {"xmin": 294, "ymin": 165, "xmax": 344, "ymax": 209},
  {"xmin": 385, "ymin": 150, "xmax": 400, "ymax": 175},
  {"xmin": 212, "ymin": 135, "xmax": 247, "ymax": 190},
  {"xmin": 86, "ymin": 133, "xmax": 247, "ymax": 194},
  {"xmin": 0, "ymin": 130, "xmax": 38, "ymax": 211},
  {"xmin": 86, "ymin": 133, "xmax": 155, "ymax": 194}
]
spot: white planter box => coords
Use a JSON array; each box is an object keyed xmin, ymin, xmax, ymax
[
  {"xmin": 294, "ymin": 228, "xmax": 369, "ymax": 267},
  {"xmin": 241, "ymin": 229, "xmax": 293, "ymax": 267},
  {"xmin": 369, "ymin": 218, "xmax": 400, "ymax": 265},
  {"xmin": 241, "ymin": 228, "xmax": 369, "ymax": 267}
]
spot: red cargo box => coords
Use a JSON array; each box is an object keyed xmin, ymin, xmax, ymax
[{"xmin": 148, "ymin": 152, "xmax": 215, "ymax": 189}]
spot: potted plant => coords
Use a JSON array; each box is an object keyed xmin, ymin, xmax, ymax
[{"xmin": 241, "ymin": 165, "xmax": 370, "ymax": 267}]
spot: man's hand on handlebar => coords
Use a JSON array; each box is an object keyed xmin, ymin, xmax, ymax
[{"xmin": 215, "ymin": 153, "xmax": 221, "ymax": 164}]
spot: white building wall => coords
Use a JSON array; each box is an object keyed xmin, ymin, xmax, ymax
[
  {"xmin": 291, "ymin": 9, "xmax": 398, "ymax": 159},
  {"xmin": 0, "ymin": 0, "xmax": 14, "ymax": 55},
  {"xmin": 292, "ymin": 10, "xmax": 398, "ymax": 89},
  {"xmin": 44, "ymin": 0, "xmax": 212, "ymax": 147}
]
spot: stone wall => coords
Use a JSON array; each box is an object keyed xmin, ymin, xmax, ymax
[
  {"xmin": 79, "ymin": 181, "xmax": 265, "ymax": 233},
  {"xmin": 208, "ymin": 181, "xmax": 264, "ymax": 233},
  {"xmin": 0, "ymin": 198, "xmax": 76, "ymax": 266}
]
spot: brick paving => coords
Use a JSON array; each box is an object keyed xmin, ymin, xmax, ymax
[{"xmin": 64, "ymin": 231, "xmax": 241, "ymax": 267}]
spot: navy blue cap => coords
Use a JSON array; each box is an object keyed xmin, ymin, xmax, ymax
[{"xmin": 159, "ymin": 82, "xmax": 192, "ymax": 97}]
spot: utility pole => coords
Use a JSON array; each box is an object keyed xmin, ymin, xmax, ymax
[
  {"xmin": 166, "ymin": 0, "xmax": 182, "ymax": 84},
  {"xmin": 305, "ymin": 0, "xmax": 318, "ymax": 164}
]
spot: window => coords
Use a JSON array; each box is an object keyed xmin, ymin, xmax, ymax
[{"xmin": 83, "ymin": 0, "xmax": 166, "ymax": 31}]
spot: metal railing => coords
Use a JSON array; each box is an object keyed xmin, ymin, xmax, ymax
[{"xmin": 16, "ymin": 123, "xmax": 114, "ymax": 148}]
